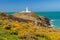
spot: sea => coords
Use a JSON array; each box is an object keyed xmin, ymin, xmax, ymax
[{"xmin": 5, "ymin": 12, "xmax": 60, "ymax": 29}]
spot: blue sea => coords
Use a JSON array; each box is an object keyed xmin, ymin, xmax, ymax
[
  {"xmin": 35, "ymin": 12, "xmax": 60, "ymax": 29},
  {"xmin": 5, "ymin": 12, "xmax": 60, "ymax": 29}
]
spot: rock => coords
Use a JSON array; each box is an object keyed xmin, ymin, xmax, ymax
[
  {"xmin": 0, "ymin": 12, "xmax": 50, "ymax": 27},
  {"xmin": 13, "ymin": 12, "xmax": 50, "ymax": 27}
]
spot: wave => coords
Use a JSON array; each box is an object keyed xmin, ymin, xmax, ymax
[{"xmin": 50, "ymin": 19, "xmax": 56, "ymax": 27}]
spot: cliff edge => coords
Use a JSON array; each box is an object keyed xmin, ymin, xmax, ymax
[{"xmin": 13, "ymin": 12, "xmax": 50, "ymax": 27}]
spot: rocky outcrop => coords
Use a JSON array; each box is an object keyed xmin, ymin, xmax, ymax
[
  {"xmin": 0, "ymin": 12, "xmax": 50, "ymax": 27},
  {"xmin": 1, "ymin": 12, "xmax": 60, "ymax": 40},
  {"xmin": 13, "ymin": 12, "xmax": 50, "ymax": 27}
]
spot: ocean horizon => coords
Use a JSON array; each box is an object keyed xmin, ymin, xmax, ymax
[{"xmin": 5, "ymin": 12, "xmax": 60, "ymax": 29}]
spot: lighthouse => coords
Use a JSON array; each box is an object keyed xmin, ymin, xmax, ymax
[{"xmin": 21, "ymin": 7, "xmax": 31, "ymax": 13}]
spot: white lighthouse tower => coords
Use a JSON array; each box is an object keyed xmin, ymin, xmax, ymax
[{"xmin": 21, "ymin": 7, "xmax": 31, "ymax": 13}]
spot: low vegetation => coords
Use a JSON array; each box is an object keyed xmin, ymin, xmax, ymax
[{"xmin": 0, "ymin": 12, "xmax": 60, "ymax": 40}]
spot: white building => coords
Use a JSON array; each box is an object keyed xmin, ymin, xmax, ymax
[{"xmin": 21, "ymin": 7, "xmax": 31, "ymax": 13}]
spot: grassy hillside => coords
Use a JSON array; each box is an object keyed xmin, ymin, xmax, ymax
[{"xmin": 0, "ymin": 12, "xmax": 60, "ymax": 40}]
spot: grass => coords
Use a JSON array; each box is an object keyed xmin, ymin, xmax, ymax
[
  {"xmin": 0, "ymin": 17, "xmax": 60, "ymax": 40},
  {"xmin": 0, "ymin": 26, "xmax": 20, "ymax": 40},
  {"xmin": 0, "ymin": 25, "xmax": 49, "ymax": 40}
]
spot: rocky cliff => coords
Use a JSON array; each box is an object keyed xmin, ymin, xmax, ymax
[
  {"xmin": 13, "ymin": 12, "xmax": 50, "ymax": 27},
  {"xmin": 0, "ymin": 12, "xmax": 60, "ymax": 40},
  {"xmin": 0, "ymin": 12, "xmax": 50, "ymax": 27}
]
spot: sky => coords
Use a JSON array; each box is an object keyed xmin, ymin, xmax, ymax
[{"xmin": 0, "ymin": 0, "xmax": 60, "ymax": 12}]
